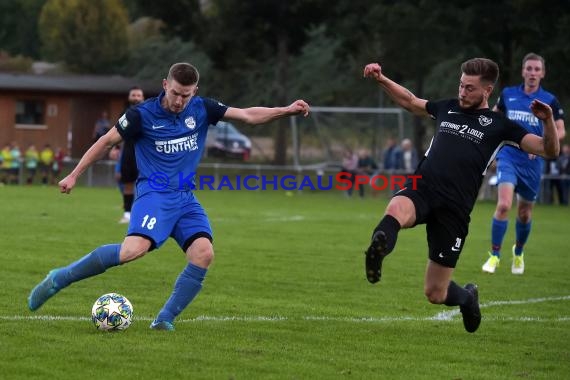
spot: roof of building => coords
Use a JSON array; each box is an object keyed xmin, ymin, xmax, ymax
[{"xmin": 0, "ymin": 72, "xmax": 163, "ymax": 95}]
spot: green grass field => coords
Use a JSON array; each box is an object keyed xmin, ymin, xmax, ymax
[{"xmin": 1, "ymin": 186, "xmax": 568, "ymax": 379}]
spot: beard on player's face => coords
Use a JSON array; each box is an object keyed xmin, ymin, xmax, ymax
[{"xmin": 459, "ymin": 93, "xmax": 484, "ymax": 110}]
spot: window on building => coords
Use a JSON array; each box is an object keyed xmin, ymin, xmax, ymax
[{"xmin": 15, "ymin": 100, "xmax": 45, "ymax": 125}]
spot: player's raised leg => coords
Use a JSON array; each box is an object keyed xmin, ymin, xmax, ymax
[
  {"xmin": 28, "ymin": 236, "xmax": 150, "ymax": 311},
  {"xmin": 365, "ymin": 195, "xmax": 415, "ymax": 283},
  {"xmin": 28, "ymin": 244, "xmax": 121, "ymax": 311}
]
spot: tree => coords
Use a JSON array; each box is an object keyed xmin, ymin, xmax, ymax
[
  {"xmin": 0, "ymin": 0, "xmax": 46, "ymax": 59},
  {"xmin": 38, "ymin": 0, "xmax": 129, "ymax": 73},
  {"xmin": 201, "ymin": 0, "xmax": 332, "ymax": 164},
  {"xmin": 122, "ymin": 35, "xmax": 212, "ymax": 81}
]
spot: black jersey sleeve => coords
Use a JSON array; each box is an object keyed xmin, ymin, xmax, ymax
[
  {"xmin": 425, "ymin": 99, "xmax": 451, "ymax": 119},
  {"xmin": 115, "ymin": 107, "xmax": 142, "ymax": 141},
  {"xmin": 203, "ymin": 98, "xmax": 229, "ymax": 126},
  {"xmin": 550, "ymin": 97, "xmax": 564, "ymax": 121},
  {"xmin": 504, "ymin": 118, "xmax": 529, "ymax": 146}
]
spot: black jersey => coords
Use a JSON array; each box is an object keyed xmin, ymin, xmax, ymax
[{"xmin": 421, "ymin": 99, "xmax": 529, "ymax": 212}]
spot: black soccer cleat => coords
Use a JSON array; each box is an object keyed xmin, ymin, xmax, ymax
[
  {"xmin": 459, "ymin": 283, "xmax": 481, "ymax": 333},
  {"xmin": 365, "ymin": 230, "xmax": 388, "ymax": 284}
]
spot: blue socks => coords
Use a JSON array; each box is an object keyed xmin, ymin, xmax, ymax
[
  {"xmin": 491, "ymin": 218, "xmax": 508, "ymax": 257},
  {"xmin": 53, "ymin": 244, "xmax": 121, "ymax": 289},
  {"xmin": 491, "ymin": 218, "xmax": 531, "ymax": 257},
  {"xmin": 514, "ymin": 219, "xmax": 531, "ymax": 255},
  {"xmin": 156, "ymin": 263, "xmax": 207, "ymax": 323}
]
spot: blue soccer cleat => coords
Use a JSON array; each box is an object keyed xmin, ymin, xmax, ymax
[
  {"xmin": 150, "ymin": 320, "xmax": 175, "ymax": 331},
  {"xmin": 28, "ymin": 269, "xmax": 62, "ymax": 311}
]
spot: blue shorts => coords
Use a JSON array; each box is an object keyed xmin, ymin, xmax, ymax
[
  {"xmin": 496, "ymin": 159, "xmax": 541, "ymax": 202},
  {"xmin": 127, "ymin": 191, "xmax": 212, "ymax": 251}
]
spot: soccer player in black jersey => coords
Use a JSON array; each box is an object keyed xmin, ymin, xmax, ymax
[
  {"xmin": 118, "ymin": 86, "xmax": 145, "ymax": 224},
  {"xmin": 362, "ymin": 58, "xmax": 559, "ymax": 333}
]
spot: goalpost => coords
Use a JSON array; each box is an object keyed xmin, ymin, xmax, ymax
[{"xmin": 289, "ymin": 106, "xmax": 406, "ymax": 167}]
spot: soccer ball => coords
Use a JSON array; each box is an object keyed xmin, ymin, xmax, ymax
[{"xmin": 91, "ymin": 293, "xmax": 133, "ymax": 331}]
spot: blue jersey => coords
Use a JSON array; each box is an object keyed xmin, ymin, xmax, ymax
[
  {"xmin": 495, "ymin": 84, "xmax": 564, "ymax": 172},
  {"xmin": 115, "ymin": 92, "xmax": 227, "ymax": 196}
]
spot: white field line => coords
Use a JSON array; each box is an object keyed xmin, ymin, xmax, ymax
[
  {"xmin": 3, "ymin": 295, "xmax": 569, "ymax": 324},
  {"xmin": 431, "ymin": 294, "xmax": 570, "ymax": 321}
]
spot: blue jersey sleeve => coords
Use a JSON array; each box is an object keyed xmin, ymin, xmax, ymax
[
  {"xmin": 203, "ymin": 98, "xmax": 228, "ymax": 126},
  {"xmin": 115, "ymin": 108, "xmax": 142, "ymax": 141},
  {"xmin": 495, "ymin": 92, "xmax": 506, "ymax": 113},
  {"xmin": 550, "ymin": 97, "xmax": 564, "ymax": 121}
]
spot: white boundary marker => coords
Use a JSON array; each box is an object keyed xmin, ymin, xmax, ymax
[{"xmin": 3, "ymin": 295, "xmax": 569, "ymax": 324}]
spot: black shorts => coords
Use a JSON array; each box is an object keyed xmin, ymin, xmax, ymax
[
  {"xmin": 120, "ymin": 141, "xmax": 138, "ymax": 183},
  {"xmin": 395, "ymin": 179, "xmax": 470, "ymax": 268}
]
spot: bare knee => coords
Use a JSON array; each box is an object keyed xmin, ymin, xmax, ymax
[
  {"xmin": 187, "ymin": 238, "xmax": 214, "ymax": 268},
  {"xmin": 385, "ymin": 196, "xmax": 415, "ymax": 227},
  {"xmin": 424, "ymin": 285, "xmax": 447, "ymax": 304},
  {"xmin": 495, "ymin": 201, "xmax": 511, "ymax": 218},
  {"xmin": 120, "ymin": 236, "xmax": 151, "ymax": 263},
  {"xmin": 517, "ymin": 206, "xmax": 532, "ymax": 224}
]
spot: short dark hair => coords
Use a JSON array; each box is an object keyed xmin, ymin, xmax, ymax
[
  {"xmin": 167, "ymin": 63, "xmax": 199, "ymax": 86},
  {"xmin": 461, "ymin": 58, "xmax": 499, "ymax": 85},
  {"xmin": 522, "ymin": 52, "xmax": 545, "ymax": 70}
]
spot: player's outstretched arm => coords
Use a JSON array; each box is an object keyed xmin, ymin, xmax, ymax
[
  {"xmin": 520, "ymin": 99, "xmax": 560, "ymax": 159},
  {"xmin": 59, "ymin": 128, "xmax": 123, "ymax": 194},
  {"xmin": 223, "ymin": 100, "xmax": 310, "ymax": 125},
  {"xmin": 363, "ymin": 63, "xmax": 429, "ymax": 117},
  {"xmin": 555, "ymin": 119, "xmax": 565, "ymax": 140}
]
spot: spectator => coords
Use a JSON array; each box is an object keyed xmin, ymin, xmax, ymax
[
  {"xmin": 394, "ymin": 138, "xmax": 419, "ymax": 173},
  {"xmin": 52, "ymin": 147, "xmax": 65, "ymax": 184},
  {"xmin": 1, "ymin": 143, "xmax": 13, "ymax": 184},
  {"xmin": 340, "ymin": 148, "xmax": 359, "ymax": 197},
  {"xmin": 381, "ymin": 137, "xmax": 398, "ymax": 171},
  {"xmin": 9, "ymin": 142, "xmax": 21, "ymax": 185},
  {"xmin": 39, "ymin": 144, "xmax": 54, "ymax": 185},
  {"xmin": 25, "ymin": 144, "xmax": 39, "ymax": 184},
  {"xmin": 356, "ymin": 148, "xmax": 378, "ymax": 198},
  {"xmin": 93, "ymin": 111, "xmax": 111, "ymax": 142}
]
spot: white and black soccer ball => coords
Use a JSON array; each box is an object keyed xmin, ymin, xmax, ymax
[{"xmin": 91, "ymin": 293, "xmax": 133, "ymax": 331}]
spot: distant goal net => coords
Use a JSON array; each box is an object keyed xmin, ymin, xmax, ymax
[{"xmin": 290, "ymin": 106, "xmax": 406, "ymax": 168}]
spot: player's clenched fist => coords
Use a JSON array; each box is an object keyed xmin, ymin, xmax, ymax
[
  {"xmin": 288, "ymin": 99, "xmax": 310, "ymax": 117},
  {"xmin": 59, "ymin": 175, "xmax": 76, "ymax": 194},
  {"xmin": 363, "ymin": 63, "xmax": 383, "ymax": 81}
]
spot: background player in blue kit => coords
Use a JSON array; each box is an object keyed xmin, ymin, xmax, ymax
[
  {"xmin": 483, "ymin": 53, "xmax": 565, "ymax": 275},
  {"xmin": 28, "ymin": 62, "xmax": 310, "ymax": 330},
  {"xmin": 362, "ymin": 58, "xmax": 559, "ymax": 333}
]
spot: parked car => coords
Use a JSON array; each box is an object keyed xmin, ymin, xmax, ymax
[{"xmin": 206, "ymin": 121, "xmax": 252, "ymax": 160}]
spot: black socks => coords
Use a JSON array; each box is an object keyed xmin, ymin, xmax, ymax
[
  {"xmin": 444, "ymin": 281, "xmax": 470, "ymax": 307},
  {"xmin": 373, "ymin": 215, "xmax": 401, "ymax": 255},
  {"xmin": 123, "ymin": 194, "xmax": 134, "ymax": 212}
]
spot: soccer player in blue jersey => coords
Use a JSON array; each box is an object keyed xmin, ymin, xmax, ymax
[
  {"xmin": 483, "ymin": 53, "xmax": 565, "ymax": 275},
  {"xmin": 28, "ymin": 62, "xmax": 310, "ymax": 330}
]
